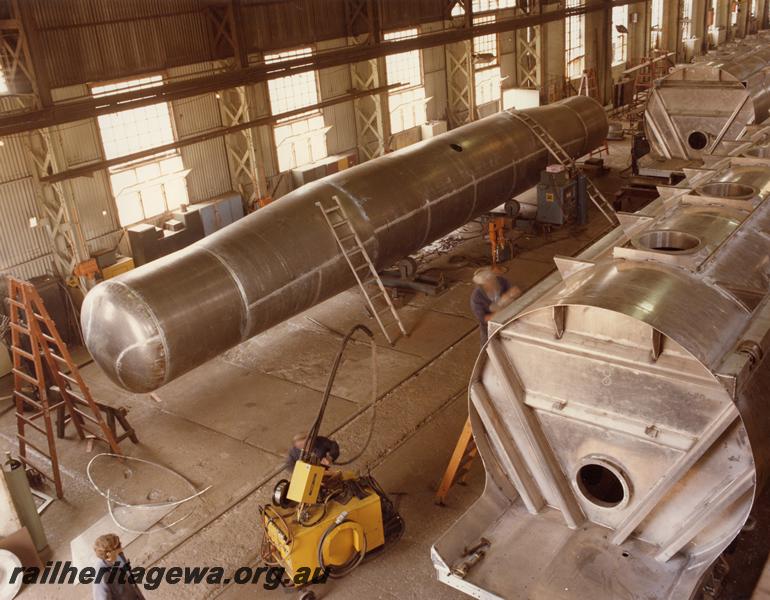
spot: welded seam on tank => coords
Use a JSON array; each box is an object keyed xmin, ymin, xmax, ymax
[
  {"xmin": 564, "ymin": 102, "xmax": 589, "ymax": 157},
  {"xmin": 245, "ymin": 254, "xmax": 348, "ymax": 310},
  {"xmin": 113, "ymin": 343, "xmax": 158, "ymax": 391},
  {"xmin": 197, "ymin": 246, "xmax": 253, "ymax": 340},
  {"xmin": 323, "ymin": 179, "xmax": 381, "ymax": 258},
  {"xmin": 319, "ymin": 180, "xmax": 381, "ymax": 307},
  {"xmin": 513, "ymin": 105, "xmax": 586, "ymax": 158},
  {"xmin": 498, "ymin": 112, "xmax": 527, "ymax": 203},
  {"xmin": 241, "ymin": 139, "xmax": 584, "ymax": 312},
  {"xmin": 365, "ymin": 142, "xmax": 572, "ymax": 232},
  {"xmin": 105, "ymin": 280, "xmax": 169, "ymax": 388},
  {"xmin": 700, "ymin": 193, "xmax": 770, "ymax": 285}
]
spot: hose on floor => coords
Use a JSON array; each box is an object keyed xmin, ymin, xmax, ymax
[{"xmin": 86, "ymin": 453, "xmax": 211, "ymax": 534}]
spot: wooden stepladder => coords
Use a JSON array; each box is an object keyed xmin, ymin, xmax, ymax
[
  {"xmin": 435, "ymin": 417, "xmax": 478, "ymax": 505},
  {"xmin": 317, "ymin": 195, "xmax": 407, "ymax": 345},
  {"xmin": 7, "ymin": 277, "xmax": 123, "ymax": 498}
]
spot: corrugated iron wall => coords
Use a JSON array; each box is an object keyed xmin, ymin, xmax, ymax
[
  {"xmin": 379, "ymin": 0, "xmax": 448, "ymax": 30},
  {"xmin": 0, "ymin": 94, "xmax": 52, "ymax": 279},
  {"xmin": 32, "ymin": 0, "xmax": 213, "ymax": 88},
  {"xmin": 0, "ymin": 178, "xmax": 53, "ymax": 279},
  {"xmin": 317, "ymin": 39, "xmax": 357, "ymax": 157},
  {"xmin": 242, "ymin": 0, "xmax": 348, "ymax": 51},
  {"xmin": 30, "ymin": 0, "xmax": 451, "ymax": 87},
  {"xmin": 169, "ymin": 63, "xmax": 233, "ymax": 201}
]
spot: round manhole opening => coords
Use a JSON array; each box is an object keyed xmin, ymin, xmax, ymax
[
  {"xmin": 695, "ymin": 181, "xmax": 757, "ymax": 200},
  {"xmin": 576, "ymin": 463, "xmax": 627, "ymax": 508},
  {"xmin": 687, "ymin": 131, "xmax": 708, "ymax": 150},
  {"xmin": 635, "ymin": 230, "xmax": 700, "ymax": 253}
]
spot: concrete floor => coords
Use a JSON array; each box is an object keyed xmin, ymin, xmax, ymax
[{"xmin": 8, "ymin": 138, "xmax": 754, "ymax": 600}]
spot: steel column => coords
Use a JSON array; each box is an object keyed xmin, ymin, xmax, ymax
[
  {"xmin": 1, "ymin": 1, "xmax": 88, "ymax": 285},
  {"xmin": 516, "ymin": 26, "xmax": 542, "ymax": 90},
  {"xmin": 22, "ymin": 124, "xmax": 90, "ymax": 286},
  {"xmin": 350, "ymin": 54, "xmax": 388, "ymax": 161},
  {"xmin": 218, "ymin": 81, "xmax": 268, "ymax": 210},
  {"xmin": 445, "ymin": 39, "xmax": 476, "ymax": 127},
  {"xmin": 346, "ymin": 0, "xmax": 387, "ymax": 161}
]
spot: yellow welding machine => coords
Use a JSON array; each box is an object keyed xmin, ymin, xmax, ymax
[{"xmin": 263, "ymin": 475, "xmax": 385, "ymax": 580}]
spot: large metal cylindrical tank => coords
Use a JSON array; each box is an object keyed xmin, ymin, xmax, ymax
[{"xmin": 82, "ymin": 96, "xmax": 607, "ymax": 393}]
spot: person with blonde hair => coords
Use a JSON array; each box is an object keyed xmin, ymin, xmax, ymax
[{"xmin": 92, "ymin": 533, "xmax": 145, "ymax": 600}]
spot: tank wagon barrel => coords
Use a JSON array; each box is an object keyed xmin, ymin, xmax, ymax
[{"xmin": 81, "ymin": 96, "xmax": 608, "ymax": 393}]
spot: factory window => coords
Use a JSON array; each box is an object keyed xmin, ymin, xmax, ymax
[
  {"xmin": 451, "ymin": 2, "xmax": 465, "ymax": 16},
  {"xmin": 730, "ymin": 1, "xmax": 739, "ymax": 26},
  {"xmin": 565, "ymin": 0, "xmax": 585, "ymax": 80},
  {"xmin": 650, "ymin": 0, "xmax": 664, "ymax": 49},
  {"xmin": 682, "ymin": 0, "xmax": 694, "ymax": 39},
  {"xmin": 474, "ymin": 15, "xmax": 502, "ymax": 106},
  {"xmin": 92, "ymin": 76, "xmax": 190, "ymax": 227},
  {"xmin": 0, "ymin": 69, "xmax": 8, "ymax": 94},
  {"xmin": 472, "ymin": 0, "xmax": 517, "ymax": 12},
  {"xmin": 266, "ymin": 47, "xmax": 329, "ymax": 172},
  {"xmin": 751, "ymin": 0, "xmax": 758, "ymax": 17},
  {"xmin": 612, "ymin": 6, "xmax": 628, "ymax": 66},
  {"xmin": 384, "ymin": 29, "xmax": 427, "ymax": 134},
  {"xmin": 267, "ymin": 48, "xmax": 328, "ymax": 171}
]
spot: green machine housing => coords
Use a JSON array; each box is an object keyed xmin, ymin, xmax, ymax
[{"xmin": 536, "ymin": 166, "xmax": 587, "ymax": 226}]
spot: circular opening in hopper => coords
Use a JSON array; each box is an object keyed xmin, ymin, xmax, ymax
[
  {"xmin": 695, "ymin": 181, "xmax": 757, "ymax": 200},
  {"xmin": 635, "ymin": 230, "xmax": 700, "ymax": 253},
  {"xmin": 577, "ymin": 462, "xmax": 627, "ymax": 508},
  {"xmin": 687, "ymin": 131, "xmax": 708, "ymax": 150}
]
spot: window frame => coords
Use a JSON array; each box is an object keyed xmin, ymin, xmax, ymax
[
  {"xmin": 611, "ymin": 5, "xmax": 629, "ymax": 66},
  {"xmin": 89, "ymin": 73, "xmax": 191, "ymax": 228},
  {"xmin": 681, "ymin": 0, "xmax": 694, "ymax": 40},
  {"xmin": 650, "ymin": 0, "xmax": 665, "ymax": 49},
  {"xmin": 473, "ymin": 14, "xmax": 503, "ymax": 107},
  {"xmin": 471, "ymin": 0, "xmax": 517, "ymax": 11},
  {"xmin": 264, "ymin": 46, "xmax": 330, "ymax": 172},
  {"xmin": 565, "ymin": 0, "xmax": 586, "ymax": 80},
  {"xmin": 384, "ymin": 28, "xmax": 427, "ymax": 135},
  {"xmin": 0, "ymin": 66, "xmax": 8, "ymax": 95}
]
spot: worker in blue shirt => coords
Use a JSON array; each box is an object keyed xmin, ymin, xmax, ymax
[
  {"xmin": 284, "ymin": 432, "xmax": 340, "ymax": 472},
  {"xmin": 470, "ymin": 267, "xmax": 521, "ymax": 345}
]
